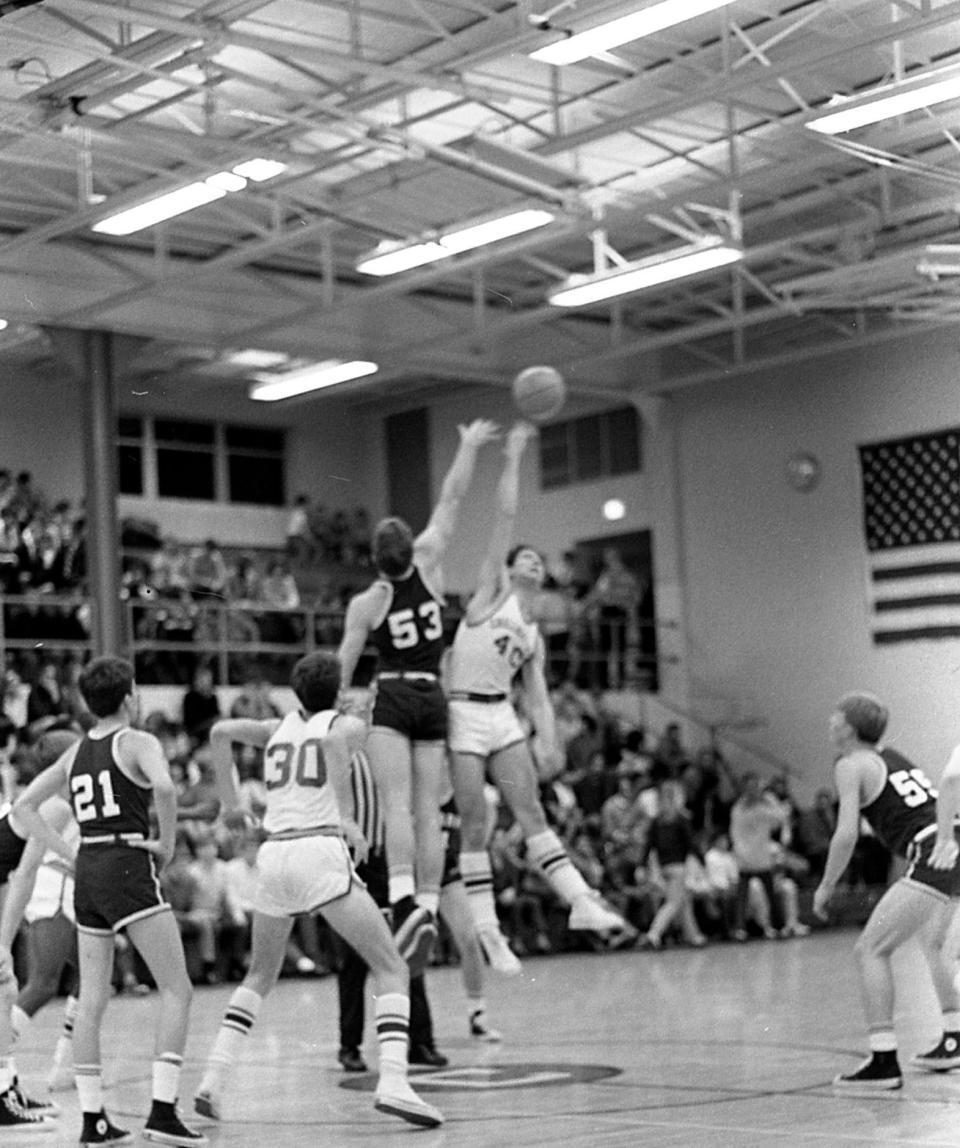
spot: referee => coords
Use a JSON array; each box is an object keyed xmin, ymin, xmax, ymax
[{"xmin": 332, "ymin": 749, "xmax": 448, "ymax": 1071}]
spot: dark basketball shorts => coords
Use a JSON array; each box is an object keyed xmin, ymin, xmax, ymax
[
  {"xmin": 0, "ymin": 816, "xmax": 27, "ymax": 886},
  {"xmin": 372, "ymin": 679, "xmax": 447, "ymax": 742},
  {"xmin": 74, "ymin": 844, "xmax": 169, "ymax": 934},
  {"xmin": 905, "ymin": 827, "xmax": 960, "ymax": 899}
]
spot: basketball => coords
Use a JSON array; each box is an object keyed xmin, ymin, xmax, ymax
[{"xmin": 512, "ymin": 365, "xmax": 566, "ymax": 423}]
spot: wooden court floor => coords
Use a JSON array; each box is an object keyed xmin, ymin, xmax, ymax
[{"xmin": 12, "ymin": 928, "xmax": 960, "ymax": 1147}]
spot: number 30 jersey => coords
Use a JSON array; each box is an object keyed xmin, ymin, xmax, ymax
[
  {"xmin": 447, "ymin": 590, "xmax": 541, "ymax": 696},
  {"xmin": 70, "ymin": 729, "xmax": 152, "ymax": 839},
  {"xmin": 860, "ymin": 745, "xmax": 938, "ymax": 858},
  {"xmin": 369, "ymin": 565, "xmax": 446, "ymax": 675},
  {"xmin": 262, "ymin": 709, "xmax": 339, "ymax": 836}
]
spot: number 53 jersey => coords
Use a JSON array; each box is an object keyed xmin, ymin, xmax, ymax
[{"xmin": 861, "ymin": 745, "xmax": 939, "ymax": 858}]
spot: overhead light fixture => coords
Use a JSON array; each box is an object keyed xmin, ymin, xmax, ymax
[
  {"xmin": 357, "ymin": 208, "xmax": 555, "ymax": 276},
  {"xmin": 0, "ymin": 319, "xmax": 8, "ymax": 332},
  {"xmin": 92, "ymin": 158, "xmax": 287, "ymax": 236},
  {"xmin": 530, "ymin": 0, "xmax": 736, "ymax": 66},
  {"xmin": 549, "ymin": 238, "xmax": 742, "ymax": 307},
  {"xmin": 249, "ymin": 360, "xmax": 378, "ymax": 402},
  {"xmin": 806, "ymin": 68, "xmax": 960, "ymax": 134},
  {"xmin": 225, "ymin": 349, "xmax": 292, "ymax": 369},
  {"xmin": 917, "ymin": 244, "xmax": 960, "ymax": 277}
]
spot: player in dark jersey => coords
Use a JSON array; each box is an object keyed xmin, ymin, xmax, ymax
[
  {"xmin": 11, "ymin": 655, "xmax": 206, "ymax": 1147},
  {"xmin": 338, "ymin": 418, "xmax": 498, "ymax": 973},
  {"xmin": 814, "ymin": 692, "xmax": 960, "ymax": 1090}
]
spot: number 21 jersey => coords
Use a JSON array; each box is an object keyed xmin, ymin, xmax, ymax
[
  {"xmin": 263, "ymin": 709, "xmax": 339, "ymax": 835},
  {"xmin": 70, "ymin": 729, "xmax": 151, "ymax": 839}
]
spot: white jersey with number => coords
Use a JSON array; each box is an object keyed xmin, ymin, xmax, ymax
[
  {"xmin": 447, "ymin": 590, "xmax": 541, "ymax": 696},
  {"xmin": 262, "ymin": 709, "xmax": 340, "ymax": 835}
]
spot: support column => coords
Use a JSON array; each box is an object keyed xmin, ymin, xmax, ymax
[{"xmin": 80, "ymin": 330, "xmax": 123, "ymax": 656}]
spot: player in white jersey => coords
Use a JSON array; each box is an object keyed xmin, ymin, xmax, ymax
[
  {"xmin": 194, "ymin": 651, "xmax": 442, "ymax": 1130},
  {"xmin": 447, "ymin": 423, "xmax": 633, "ymax": 974}
]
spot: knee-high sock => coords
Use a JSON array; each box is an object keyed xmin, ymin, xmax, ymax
[
  {"xmin": 459, "ymin": 852, "xmax": 499, "ymax": 929},
  {"xmin": 199, "ymin": 986, "xmax": 262, "ymax": 1091},
  {"xmin": 375, "ymin": 993, "xmax": 410, "ymax": 1084},
  {"xmin": 74, "ymin": 1063, "xmax": 102, "ymax": 1115},
  {"xmin": 525, "ymin": 829, "xmax": 590, "ymax": 905}
]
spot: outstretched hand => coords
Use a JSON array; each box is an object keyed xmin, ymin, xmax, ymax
[
  {"xmin": 929, "ymin": 837, "xmax": 960, "ymax": 870},
  {"xmin": 458, "ymin": 419, "xmax": 500, "ymax": 448},
  {"xmin": 812, "ymin": 882, "xmax": 832, "ymax": 921}
]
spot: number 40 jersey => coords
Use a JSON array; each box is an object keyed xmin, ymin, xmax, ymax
[
  {"xmin": 446, "ymin": 590, "xmax": 541, "ymax": 697},
  {"xmin": 860, "ymin": 745, "xmax": 939, "ymax": 858}
]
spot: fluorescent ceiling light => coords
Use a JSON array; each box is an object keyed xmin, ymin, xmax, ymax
[
  {"xmin": 549, "ymin": 240, "xmax": 742, "ymax": 307},
  {"xmin": 233, "ymin": 158, "xmax": 287, "ymax": 182},
  {"xmin": 0, "ymin": 319, "xmax": 8, "ymax": 332},
  {"xmin": 917, "ymin": 244, "xmax": 960, "ymax": 277},
  {"xmin": 807, "ymin": 69, "xmax": 960, "ymax": 134},
  {"xmin": 357, "ymin": 208, "xmax": 555, "ymax": 276},
  {"xmin": 250, "ymin": 360, "xmax": 379, "ymax": 402},
  {"xmin": 530, "ymin": 0, "xmax": 736, "ymax": 66},
  {"xmin": 224, "ymin": 349, "xmax": 291, "ymax": 369},
  {"xmin": 92, "ymin": 158, "xmax": 287, "ymax": 236}
]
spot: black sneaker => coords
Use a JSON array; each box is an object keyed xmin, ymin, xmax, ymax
[
  {"xmin": 12, "ymin": 1077, "xmax": 59, "ymax": 1117},
  {"xmin": 79, "ymin": 1110, "xmax": 132, "ymax": 1144},
  {"xmin": 911, "ymin": 1032, "xmax": 960, "ymax": 1072},
  {"xmin": 142, "ymin": 1104, "xmax": 208, "ymax": 1146},
  {"xmin": 337, "ymin": 1047, "xmax": 368, "ymax": 1073},
  {"xmin": 833, "ymin": 1053, "xmax": 902, "ymax": 1090},
  {"xmin": 0, "ymin": 1084, "xmax": 52, "ymax": 1132},
  {"xmin": 392, "ymin": 898, "xmax": 437, "ymax": 978},
  {"xmin": 408, "ymin": 1044, "xmax": 449, "ymax": 1068}
]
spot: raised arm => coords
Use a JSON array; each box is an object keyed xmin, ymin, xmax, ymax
[
  {"xmin": 471, "ymin": 422, "xmax": 537, "ymax": 609},
  {"xmin": 10, "ymin": 755, "xmax": 76, "ymax": 865},
  {"xmin": 414, "ymin": 418, "xmax": 499, "ymax": 573},
  {"xmin": 208, "ymin": 717, "xmax": 278, "ymax": 816}
]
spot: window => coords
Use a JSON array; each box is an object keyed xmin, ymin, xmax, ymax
[
  {"xmin": 155, "ymin": 419, "xmax": 215, "ymax": 500},
  {"xmin": 117, "ymin": 417, "xmax": 144, "ymax": 495},
  {"xmin": 116, "ymin": 417, "xmax": 286, "ymax": 505},
  {"xmin": 226, "ymin": 426, "xmax": 285, "ymax": 506},
  {"xmin": 539, "ymin": 406, "xmax": 641, "ymax": 490}
]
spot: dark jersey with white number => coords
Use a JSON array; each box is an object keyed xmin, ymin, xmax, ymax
[
  {"xmin": 70, "ymin": 730, "xmax": 152, "ymax": 839},
  {"xmin": 370, "ymin": 566, "xmax": 446, "ymax": 674},
  {"xmin": 860, "ymin": 746, "xmax": 937, "ymax": 858}
]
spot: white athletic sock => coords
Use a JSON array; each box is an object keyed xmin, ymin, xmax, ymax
[
  {"xmin": 389, "ymin": 871, "xmax": 416, "ymax": 905},
  {"xmin": 525, "ymin": 829, "xmax": 590, "ymax": 905},
  {"xmin": 10, "ymin": 1005, "xmax": 29, "ymax": 1042},
  {"xmin": 459, "ymin": 852, "xmax": 499, "ymax": 929},
  {"xmin": 416, "ymin": 891, "xmax": 439, "ymax": 915},
  {"xmin": 868, "ymin": 1030, "xmax": 897, "ymax": 1053},
  {"xmin": 943, "ymin": 1010, "xmax": 960, "ymax": 1031},
  {"xmin": 152, "ymin": 1052, "xmax": 182, "ymax": 1105},
  {"xmin": 375, "ymin": 992, "xmax": 409, "ymax": 1084},
  {"xmin": 74, "ymin": 1064, "xmax": 103, "ymax": 1114},
  {"xmin": 201, "ymin": 986, "xmax": 262, "ymax": 1090},
  {"xmin": 0, "ymin": 1056, "xmax": 14, "ymax": 1093}
]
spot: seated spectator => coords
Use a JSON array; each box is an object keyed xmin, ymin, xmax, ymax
[
  {"xmin": 260, "ymin": 560, "xmax": 300, "ymax": 611},
  {"xmin": 600, "ymin": 756, "xmax": 651, "ymax": 872},
  {"xmin": 2, "ymin": 666, "xmax": 30, "ymax": 734},
  {"xmin": 652, "ymin": 722, "xmax": 691, "ymax": 782},
  {"xmin": 8, "ymin": 470, "xmax": 46, "ymax": 526},
  {"xmin": 177, "ymin": 745, "xmax": 221, "ymax": 826},
  {"xmin": 224, "ymin": 554, "xmax": 263, "ymax": 604},
  {"xmin": 344, "ymin": 506, "xmax": 372, "ymax": 567},
  {"xmin": 26, "ymin": 661, "xmax": 69, "ymax": 737},
  {"xmin": 182, "ymin": 664, "xmax": 221, "ymax": 746},
  {"xmin": 151, "ymin": 535, "xmax": 190, "ymax": 594},
  {"xmin": 0, "ymin": 508, "xmax": 20, "ymax": 593},
  {"xmin": 641, "ymin": 781, "xmax": 706, "ymax": 949},
  {"xmin": 729, "ymin": 772, "xmax": 789, "ymax": 940},
  {"xmin": 795, "ymin": 787, "xmax": 837, "ymax": 881},
  {"xmin": 230, "ymin": 674, "xmax": 282, "ymax": 721},
  {"xmin": 285, "ymin": 495, "xmax": 314, "ymax": 566},
  {"xmin": 571, "ymin": 747, "xmax": 616, "ymax": 825},
  {"xmin": 188, "ymin": 540, "xmax": 229, "ymax": 601},
  {"xmin": 703, "ymin": 832, "xmax": 740, "ymax": 939},
  {"xmin": 187, "ymin": 829, "xmax": 246, "ymax": 982}
]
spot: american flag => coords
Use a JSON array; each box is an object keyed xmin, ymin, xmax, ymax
[{"xmin": 859, "ymin": 429, "xmax": 960, "ymax": 644}]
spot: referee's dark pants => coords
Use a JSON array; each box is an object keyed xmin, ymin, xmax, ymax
[{"xmin": 333, "ymin": 848, "xmax": 434, "ymax": 1052}]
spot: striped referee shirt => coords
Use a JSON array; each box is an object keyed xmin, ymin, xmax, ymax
[{"xmin": 349, "ymin": 749, "xmax": 385, "ymax": 854}]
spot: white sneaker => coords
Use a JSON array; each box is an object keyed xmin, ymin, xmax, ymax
[
  {"xmin": 568, "ymin": 894, "xmax": 627, "ymax": 933},
  {"xmin": 477, "ymin": 927, "xmax": 522, "ymax": 976},
  {"xmin": 193, "ymin": 1089, "xmax": 222, "ymax": 1122},
  {"xmin": 470, "ymin": 1014, "xmax": 503, "ymax": 1043},
  {"xmin": 374, "ymin": 1080, "xmax": 444, "ymax": 1128}
]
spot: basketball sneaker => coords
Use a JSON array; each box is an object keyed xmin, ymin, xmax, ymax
[
  {"xmin": 408, "ymin": 1044, "xmax": 449, "ymax": 1067},
  {"xmin": 142, "ymin": 1102, "xmax": 208, "ymax": 1145},
  {"xmin": 832, "ymin": 1053, "xmax": 902, "ymax": 1090},
  {"xmin": 13, "ymin": 1078, "xmax": 59, "ymax": 1117},
  {"xmin": 0, "ymin": 1085, "xmax": 52, "ymax": 1132},
  {"xmin": 374, "ymin": 1079, "xmax": 444, "ymax": 1128},
  {"xmin": 392, "ymin": 898, "xmax": 437, "ymax": 978},
  {"xmin": 911, "ymin": 1033, "xmax": 960, "ymax": 1072},
  {"xmin": 337, "ymin": 1047, "xmax": 368, "ymax": 1073},
  {"xmin": 79, "ymin": 1110, "xmax": 132, "ymax": 1144},
  {"xmin": 192, "ymin": 1090, "xmax": 221, "ymax": 1122},
  {"xmin": 477, "ymin": 926, "xmax": 522, "ymax": 976},
  {"xmin": 469, "ymin": 1011, "xmax": 502, "ymax": 1043},
  {"xmin": 567, "ymin": 893, "xmax": 629, "ymax": 934}
]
